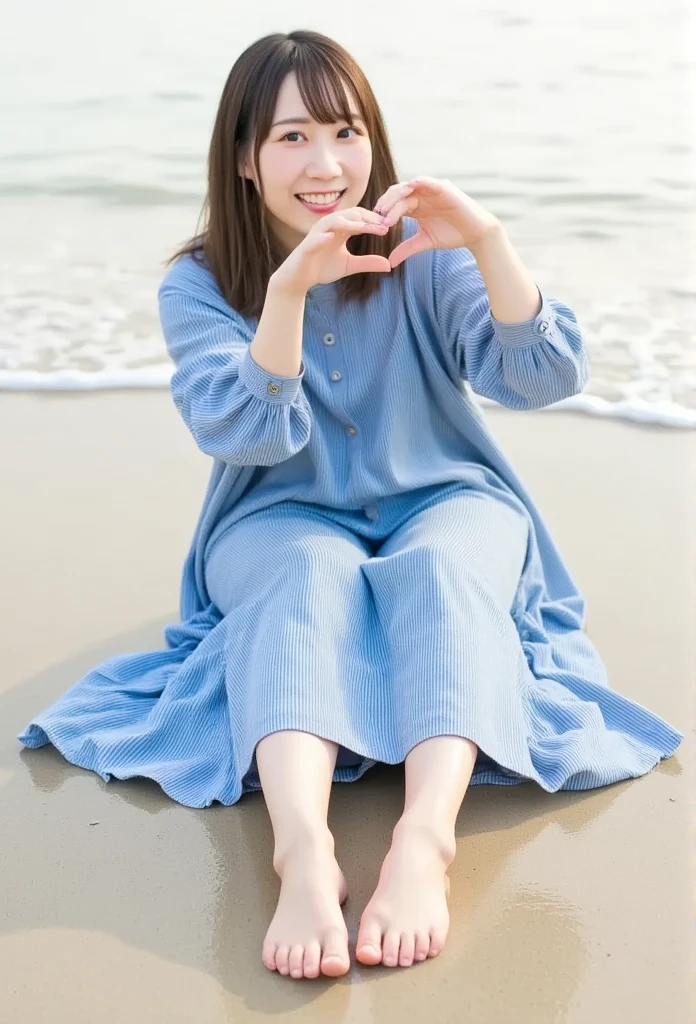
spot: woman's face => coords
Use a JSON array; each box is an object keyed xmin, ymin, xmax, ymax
[{"xmin": 244, "ymin": 71, "xmax": 373, "ymax": 254}]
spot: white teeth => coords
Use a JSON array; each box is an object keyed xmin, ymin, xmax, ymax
[{"xmin": 297, "ymin": 192, "xmax": 342, "ymax": 205}]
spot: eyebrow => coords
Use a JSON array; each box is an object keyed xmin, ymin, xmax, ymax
[{"xmin": 271, "ymin": 113, "xmax": 364, "ymax": 128}]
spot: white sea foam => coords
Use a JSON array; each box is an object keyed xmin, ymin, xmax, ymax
[
  {"xmin": 479, "ymin": 394, "xmax": 696, "ymax": 429},
  {"xmin": 1, "ymin": 365, "xmax": 694, "ymax": 429},
  {"xmin": 0, "ymin": 366, "xmax": 174, "ymax": 390}
]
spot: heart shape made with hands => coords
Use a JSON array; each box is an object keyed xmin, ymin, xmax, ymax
[{"xmin": 374, "ymin": 176, "xmax": 500, "ymax": 267}]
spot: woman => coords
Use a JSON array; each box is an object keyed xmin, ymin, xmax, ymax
[{"xmin": 18, "ymin": 30, "xmax": 683, "ymax": 980}]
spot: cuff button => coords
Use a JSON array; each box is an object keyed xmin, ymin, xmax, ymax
[{"xmin": 267, "ymin": 382, "xmax": 281, "ymax": 395}]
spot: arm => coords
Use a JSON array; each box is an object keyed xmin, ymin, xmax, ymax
[
  {"xmin": 374, "ymin": 178, "xmax": 588, "ymax": 409},
  {"xmin": 160, "ymin": 204, "xmax": 392, "ymax": 464},
  {"xmin": 468, "ymin": 222, "xmax": 542, "ymax": 323},
  {"xmin": 433, "ymin": 231, "xmax": 589, "ymax": 411},
  {"xmin": 158, "ymin": 270, "xmax": 312, "ymax": 466}
]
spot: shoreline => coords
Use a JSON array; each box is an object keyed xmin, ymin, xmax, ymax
[{"xmin": 1, "ymin": 375, "xmax": 695, "ymax": 428}]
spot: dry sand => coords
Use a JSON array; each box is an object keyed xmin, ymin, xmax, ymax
[{"xmin": 1, "ymin": 392, "xmax": 694, "ymax": 1023}]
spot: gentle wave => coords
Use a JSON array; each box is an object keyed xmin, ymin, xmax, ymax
[
  {"xmin": 0, "ymin": 368, "xmax": 174, "ymax": 389},
  {"xmin": 0, "ymin": 181, "xmax": 203, "ymax": 205},
  {"xmin": 1, "ymin": 367, "xmax": 693, "ymax": 428},
  {"xmin": 1, "ymin": 175, "xmax": 692, "ymax": 210},
  {"xmin": 0, "ymin": 150, "xmax": 204, "ymax": 165}
]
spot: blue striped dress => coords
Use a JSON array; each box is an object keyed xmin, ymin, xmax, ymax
[{"xmin": 17, "ymin": 218, "xmax": 683, "ymax": 807}]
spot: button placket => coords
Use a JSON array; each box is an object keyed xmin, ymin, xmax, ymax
[{"xmin": 313, "ymin": 317, "xmax": 358, "ymax": 443}]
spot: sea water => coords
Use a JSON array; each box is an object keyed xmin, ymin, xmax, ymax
[{"xmin": 1, "ymin": 0, "xmax": 694, "ymax": 426}]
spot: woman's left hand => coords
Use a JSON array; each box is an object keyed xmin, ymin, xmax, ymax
[{"xmin": 373, "ymin": 176, "xmax": 501, "ymax": 268}]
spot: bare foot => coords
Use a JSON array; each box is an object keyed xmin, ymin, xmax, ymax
[
  {"xmin": 262, "ymin": 839, "xmax": 350, "ymax": 979},
  {"xmin": 355, "ymin": 822, "xmax": 454, "ymax": 967}
]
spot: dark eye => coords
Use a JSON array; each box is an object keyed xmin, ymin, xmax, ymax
[
  {"xmin": 338, "ymin": 126, "xmax": 362, "ymax": 138},
  {"xmin": 282, "ymin": 131, "xmax": 303, "ymax": 143}
]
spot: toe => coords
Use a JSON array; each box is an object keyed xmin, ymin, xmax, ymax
[
  {"xmin": 356, "ymin": 915, "xmax": 384, "ymax": 965},
  {"xmin": 428, "ymin": 928, "xmax": 446, "ymax": 958},
  {"xmin": 303, "ymin": 940, "xmax": 322, "ymax": 979},
  {"xmin": 381, "ymin": 930, "xmax": 401, "ymax": 967},
  {"xmin": 261, "ymin": 941, "xmax": 278, "ymax": 972},
  {"xmin": 288, "ymin": 944, "xmax": 305, "ymax": 979},
  {"xmin": 414, "ymin": 931, "xmax": 431, "ymax": 962},
  {"xmin": 320, "ymin": 927, "xmax": 350, "ymax": 977},
  {"xmin": 398, "ymin": 932, "xmax": 416, "ymax": 967},
  {"xmin": 275, "ymin": 945, "xmax": 291, "ymax": 974}
]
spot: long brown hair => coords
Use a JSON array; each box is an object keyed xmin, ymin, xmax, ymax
[{"xmin": 166, "ymin": 30, "xmax": 404, "ymax": 317}]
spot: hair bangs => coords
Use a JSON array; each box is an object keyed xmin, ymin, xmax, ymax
[{"xmin": 294, "ymin": 52, "xmax": 358, "ymax": 126}]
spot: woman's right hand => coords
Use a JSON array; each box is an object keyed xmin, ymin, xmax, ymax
[{"xmin": 271, "ymin": 206, "xmax": 392, "ymax": 295}]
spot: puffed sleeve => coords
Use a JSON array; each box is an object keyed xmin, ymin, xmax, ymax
[
  {"xmin": 158, "ymin": 279, "xmax": 312, "ymax": 466},
  {"xmin": 432, "ymin": 245, "xmax": 589, "ymax": 410}
]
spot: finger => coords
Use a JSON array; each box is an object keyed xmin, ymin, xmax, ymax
[
  {"xmin": 374, "ymin": 182, "xmax": 414, "ymax": 215},
  {"xmin": 407, "ymin": 176, "xmax": 441, "ymax": 190},
  {"xmin": 329, "ymin": 218, "xmax": 389, "ymax": 237},
  {"xmin": 344, "ymin": 254, "xmax": 392, "ymax": 276},
  {"xmin": 388, "ymin": 232, "xmax": 432, "ymax": 268},
  {"xmin": 406, "ymin": 177, "xmax": 456, "ymax": 200},
  {"xmin": 330, "ymin": 207, "xmax": 385, "ymax": 227},
  {"xmin": 374, "ymin": 184, "xmax": 414, "ymax": 215},
  {"xmin": 380, "ymin": 195, "xmax": 419, "ymax": 227}
]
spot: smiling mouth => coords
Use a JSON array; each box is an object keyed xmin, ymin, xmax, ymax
[{"xmin": 295, "ymin": 189, "xmax": 347, "ymax": 209}]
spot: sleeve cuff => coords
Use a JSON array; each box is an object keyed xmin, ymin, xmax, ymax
[
  {"xmin": 237, "ymin": 347, "xmax": 306, "ymax": 403},
  {"xmin": 490, "ymin": 287, "xmax": 558, "ymax": 349}
]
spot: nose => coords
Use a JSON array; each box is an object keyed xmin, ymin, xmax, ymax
[{"xmin": 305, "ymin": 142, "xmax": 343, "ymax": 180}]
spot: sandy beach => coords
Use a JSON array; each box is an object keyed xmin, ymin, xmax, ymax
[{"xmin": 1, "ymin": 391, "xmax": 694, "ymax": 1023}]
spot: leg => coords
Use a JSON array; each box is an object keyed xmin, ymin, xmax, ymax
[
  {"xmin": 256, "ymin": 729, "xmax": 354, "ymax": 974},
  {"xmin": 356, "ymin": 735, "xmax": 478, "ymax": 966},
  {"xmin": 356, "ymin": 490, "xmax": 529, "ymax": 967},
  {"xmin": 256, "ymin": 729, "xmax": 351, "ymax": 979},
  {"xmin": 205, "ymin": 503, "xmax": 378, "ymax": 785},
  {"xmin": 205, "ymin": 505, "xmax": 374, "ymax": 978}
]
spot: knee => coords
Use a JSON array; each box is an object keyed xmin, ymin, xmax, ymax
[
  {"xmin": 392, "ymin": 541, "xmax": 475, "ymax": 582},
  {"xmin": 272, "ymin": 536, "xmax": 367, "ymax": 593}
]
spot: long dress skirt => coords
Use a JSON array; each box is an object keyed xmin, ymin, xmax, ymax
[{"xmin": 202, "ymin": 484, "xmax": 665, "ymax": 795}]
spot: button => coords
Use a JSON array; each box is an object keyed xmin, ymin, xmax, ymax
[
  {"xmin": 346, "ymin": 425, "xmax": 357, "ymax": 436},
  {"xmin": 323, "ymin": 333, "xmax": 336, "ymax": 345},
  {"xmin": 267, "ymin": 382, "xmax": 281, "ymax": 394},
  {"xmin": 538, "ymin": 319, "xmax": 550, "ymax": 335},
  {"xmin": 330, "ymin": 370, "xmax": 342, "ymax": 382},
  {"xmin": 364, "ymin": 505, "xmax": 380, "ymax": 521}
]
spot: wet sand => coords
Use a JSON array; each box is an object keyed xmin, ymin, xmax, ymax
[{"xmin": 1, "ymin": 392, "xmax": 693, "ymax": 1023}]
